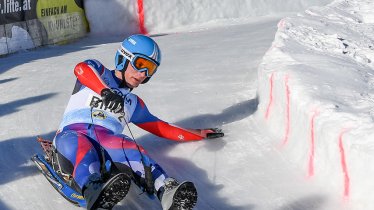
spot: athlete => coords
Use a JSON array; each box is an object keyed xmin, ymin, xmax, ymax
[{"xmin": 53, "ymin": 34, "xmax": 224, "ymax": 210}]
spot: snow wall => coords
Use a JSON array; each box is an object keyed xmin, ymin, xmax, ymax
[
  {"xmin": 256, "ymin": 0, "xmax": 374, "ymax": 209},
  {"xmin": 0, "ymin": 0, "xmax": 332, "ymax": 55},
  {"xmin": 83, "ymin": 0, "xmax": 332, "ymax": 35}
]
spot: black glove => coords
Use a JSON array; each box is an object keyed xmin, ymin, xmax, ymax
[
  {"xmin": 100, "ymin": 88, "xmax": 124, "ymax": 113},
  {"xmin": 199, "ymin": 128, "xmax": 224, "ymax": 139}
]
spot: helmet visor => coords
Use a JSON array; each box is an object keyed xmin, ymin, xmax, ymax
[{"xmin": 133, "ymin": 56, "xmax": 158, "ymax": 77}]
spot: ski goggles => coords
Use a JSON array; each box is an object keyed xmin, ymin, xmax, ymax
[{"xmin": 118, "ymin": 46, "xmax": 159, "ymax": 77}]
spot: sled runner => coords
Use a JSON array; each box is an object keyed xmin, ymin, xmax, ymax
[{"xmin": 31, "ymin": 136, "xmax": 87, "ymax": 207}]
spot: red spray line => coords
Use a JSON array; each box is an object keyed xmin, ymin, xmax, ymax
[
  {"xmin": 339, "ymin": 129, "xmax": 351, "ymax": 199},
  {"xmin": 281, "ymin": 75, "xmax": 290, "ymax": 146},
  {"xmin": 137, "ymin": 0, "xmax": 148, "ymax": 34},
  {"xmin": 308, "ymin": 110, "xmax": 319, "ymax": 177},
  {"xmin": 265, "ymin": 73, "xmax": 275, "ymax": 120}
]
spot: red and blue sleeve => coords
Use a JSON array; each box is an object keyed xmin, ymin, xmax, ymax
[
  {"xmin": 130, "ymin": 97, "xmax": 204, "ymax": 141},
  {"xmin": 74, "ymin": 59, "xmax": 108, "ymax": 94}
]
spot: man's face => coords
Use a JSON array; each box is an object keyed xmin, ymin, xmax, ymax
[{"xmin": 124, "ymin": 64, "xmax": 147, "ymax": 88}]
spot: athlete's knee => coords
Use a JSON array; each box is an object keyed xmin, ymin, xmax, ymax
[
  {"xmin": 53, "ymin": 130, "xmax": 81, "ymax": 174},
  {"xmin": 54, "ymin": 130, "xmax": 98, "ymax": 167},
  {"xmin": 54, "ymin": 130, "xmax": 80, "ymax": 156}
]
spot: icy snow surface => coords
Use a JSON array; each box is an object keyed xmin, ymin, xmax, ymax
[{"xmin": 1, "ymin": 0, "xmax": 373, "ymax": 209}]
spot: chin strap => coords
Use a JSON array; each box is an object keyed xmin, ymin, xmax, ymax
[
  {"xmin": 141, "ymin": 77, "xmax": 150, "ymax": 84},
  {"xmin": 119, "ymin": 60, "xmax": 130, "ymax": 89}
]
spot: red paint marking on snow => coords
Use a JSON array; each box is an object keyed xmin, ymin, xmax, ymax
[
  {"xmin": 339, "ymin": 129, "xmax": 351, "ymax": 199},
  {"xmin": 265, "ymin": 73, "xmax": 275, "ymax": 120},
  {"xmin": 281, "ymin": 75, "xmax": 291, "ymax": 146},
  {"xmin": 308, "ymin": 110, "xmax": 319, "ymax": 177},
  {"xmin": 277, "ymin": 19, "xmax": 286, "ymax": 29},
  {"xmin": 137, "ymin": 0, "xmax": 148, "ymax": 34}
]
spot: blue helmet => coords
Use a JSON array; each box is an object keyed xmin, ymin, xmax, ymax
[{"xmin": 115, "ymin": 35, "xmax": 161, "ymax": 83}]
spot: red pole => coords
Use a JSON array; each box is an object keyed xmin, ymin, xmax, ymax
[{"xmin": 137, "ymin": 0, "xmax": 148, "ymax": 34}]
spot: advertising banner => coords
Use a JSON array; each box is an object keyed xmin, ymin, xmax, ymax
[{"xmin": 0, "ymin": 0, "xmax": 88, "ymax": 55}]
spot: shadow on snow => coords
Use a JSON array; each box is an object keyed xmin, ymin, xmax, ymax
[
  {"xmin": 276, "ymin": 194, "xmax": 327, "ymax": 210},
  {"xmin": 0, "ymin": 77, "xmax": 18, "ymax": 85},
  {"xmin": 0, "ymin": 93, "xmax": 58, "ymax": 117},
  {"xmin": 121, "ymin": 98, "xmax": 260, "ymax": 210},
  {"xmin": 0, "ymin": 131, "xmax": 56, "ymax": 185}
]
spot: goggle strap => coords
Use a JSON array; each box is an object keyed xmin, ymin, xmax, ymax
[{"xmin": 118, "ymin": 46, "xmax": 135, "ymax": 62}]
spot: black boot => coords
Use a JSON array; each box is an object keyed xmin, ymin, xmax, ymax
[
  {"xmin": 158, "ymin": 178, "xmax": 198, "ymax": 210},
  {"xmin": 83, "ymin": 173, "xmax": 131, "ymax": 210}
]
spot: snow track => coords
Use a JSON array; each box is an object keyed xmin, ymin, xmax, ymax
[{"xmin": 0, "ymin": 16, "xmax": 341, "ymax": 210}]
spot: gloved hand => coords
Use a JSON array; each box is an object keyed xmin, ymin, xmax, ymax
[
  {"xmin": 198, "ymin": 128, "xmax": 224, "ymax": 139},
  {"xmin": 100, "ymin": 88, "xmax": 124, "ymax": 113}
]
